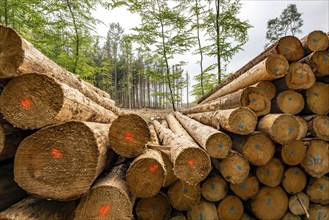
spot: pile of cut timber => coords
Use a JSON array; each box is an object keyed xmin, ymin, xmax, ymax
[{"xmin": 0, "ymin": 25, "xmax": 328, "ymax": 220}]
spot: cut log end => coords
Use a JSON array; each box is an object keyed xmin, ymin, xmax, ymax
[
  {"xmin": 205, "ymin": 132, "xmax": 232, "ymax": 159},
  {"xmin": 305, "ymin": 82, "xmax": 329, "ymax": 115},
  {"xmin": 266, "ymin": 54, "xmax": 290, "ymax": 77},
  {"xmin": 174, "ymin": 147, "xmax": 211, "ymax": 184},
  {"xmin": 187, "ymin": 199, "xmax": 218, "ymax": 220},
  {"xmin": 201, "ymin": 175, "xmax": 228, "ymax": 202},
  {"xmin": 306, "ymin": 176, "xmax": 329, "ymax": 205},
  {"xmin": 285, "ymin": 62, "xmax": 316, "ymax": 90},
  {"xmin": 14, "ymin": 121, "xmax": 109, "ymax": 200},
  {"xmin": 281, "ymin": 140, "xmax": 306, "ymax": 166},
  {"xmin": 256, "ymin": 158, "xmax": 284, "ymax": 187},
  {"xmin": 0, "ymin": 25, "xmax": 23, "ymax": 77},
  {"xmin": 288, "ymin": 192, "xmax": 310, "ymax": 216},
  {"xmin": 312, "ymin": 50, "xmax": 329, "ymax": 75},
  {"xmin": 227, "ymin": 107, "xmax": 257, "ymax": 135},
  {"xmin": 219, "ymin": 152, "xmax": 250, "ymax": 184},
  {"xmin": 282, "ymin": 167, "xmax": 307, "ymax": 194},
  {"xmin": 307, "ymin": 30, "xmax": 329, "ymax": 52},
  {"xmin": 253, "ymin": 81, "xmax": 276, "ymax": 100},
  {"xmin": 135, "ymin": 193, "xmax": 171, "ymax": 220},
  {"xmin": 74, "ymin": 185, "xmax": 133, "ymax": 219},
  {"xmin": 310, "ymin": 116, "xmax": 329, "ymax": 141},
  {"xmin": 0, "ymin": 73, "xmax": 63, "ymax": 129},
  {"xmin": 275, "ymin": 90, "xmax": 305, "ymax": 114},
  {"xmin": 230, "ymin": 175, "xmax": 259, "ymax": 201},
  {"xmin": 217, "ymin": 195, "xmax": 244, "ymax": 220},
  {"xmin": 251, "ymin": 186, "xmax": 288, "ymax": 220},
  {"xmin": 109, "ymin": 113, "xmax": 150, "ymax": 158},
  {"xmin": 241, "ymin": 87, "xmax": 270, "ymax": 117},
  {"xmin": 276, "ymin": 36, "xmax": 305, "ymax": 61}
]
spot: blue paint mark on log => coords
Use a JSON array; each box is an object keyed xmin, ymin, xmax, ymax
[
  {"xmin": 274, "ymin": 67, "xmax": 279, "ymax": 73},
  {"xmin": 288, "ymin": 128, "xmax": 294, "ymax": 133},
  {"xmin": 242, "ymin": 182, "xmax": 247, "ymax": 190},
  {"xmin": 218, "ymin": 144, "xmax": 223, "ymax": 149},
  {"xmin": 324, "ymin": 121, "xmax": 328, "ymax": 125},
  {"xmin": 312, "ymin": 37, "xmax": 318, "ymax": 43},
  {"xmin": 152, "ymin": 204, "xmax": 157, "ymax": 211},
  {"xmin": 320, "ymin": 184, "xmax": 324, "ymax": 190},
  {"xmin": 266, "ymin": 169, "xmax": 270, "ymax": 177},
  {"xmin": 252, "ymin": 98, "xmax": 257, "ymax": 103},
  {"xmin": 317, "ymin": 212, "xmax": 321, "ymax": 220},
  {"xmin": 210, "ymin": 183, "xmax": 216, "ymax": 190},
  {"xmin": 300, "ymin": 74, "xmax": 304, "ymax": 79},
  {"xmin": 294, "ymin": 170, "xmax": 300, "ymax": 175},
  {"xmin": 290, "ymin": 150, "xmax": 295, "ymax": 156},
  {"xmin": 183, "ymin": 188, "xmax": 188, "ymax": 193},
  {"xmin": 199, "ymin": 213, "xmax": 203, "ymax": 220},
  {"xmin": 230, "ymin": 206, "xmax": 235, "ymax": 213},
  {"xmin": 322, "ymin": 57, "xmax": 327, "ymax": 62},
  {"xmin": 284, "ymin": 47, "xmax": 290, "ymax": 53},
  {"xmin": 239, "ymin": 124, "xmax": 245, "ymax": 129},
  {"xmin": 266, "ymin": 197, "xmax": 271, "ymax": 206},
  {"xmin": 313, "ymin": 92, "xmax": 319, "ymax": 97},
  {"xmin": 255, "ymin": 144, "xmax": 260, "ymax": 150},
  {"xmin": 288, "ymin": 97, "xmax": 293, "ymax": 101},
  {"xmin": 237, "ymin": 165, "xmax": 242, "ymax": 171}
]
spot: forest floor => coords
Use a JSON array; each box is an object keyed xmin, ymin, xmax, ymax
[{"xmin": 122, "ymin": 108, "xmax": 174, "ymax": 124}]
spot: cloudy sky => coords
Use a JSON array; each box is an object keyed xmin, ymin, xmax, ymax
[{"xmin": 94, "ymin": 0, "xmax": 329, "ymax": 102}]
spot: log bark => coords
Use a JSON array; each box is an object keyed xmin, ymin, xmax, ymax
[
  {"xmin": 200, "ymin": 54, "xmax": 289, "ymax": 104},
  {"xmin": 257, "ymin": 114, "xmax": 300, "ymax": 144},
  {"xmin": 217, "ymin": 195, "xmax": 244, "ymax": 220},
  {"xmin": 0, "ymin": 118, "xmax": 31, "ymax": 161},
  {"xmin": 74, "ymin": 164, "xmax": 134, "ymax": 220},
  {"xmin": 282, "ymin": 167, "xmax": 307, "ymax": 194},
  {"xmin": 295, "ymin": 116, "xmax": 308, "ymax": 140},
  {"xmin": 14, "ymin": 121, "xmax": 112, "ymax": 201},
  {"xmin": 303, "ymin": 30, "xmax": 329, "ymax": 52},
  {"xmin": 308, "ymin": 204, "xmax": 329, "ymax": 220},
  {"xmin": 174, "ymin": 112, "xmax": 232, "ymax": 159},
  {"xmin": 306, "ymin": 176, "xmax": 329, "ymax": 205},
  {"xmin": 251, "ymin": 81, "xmax": 276, "ymax": 100},
  {"xmin": 300, "ymin": 139, "xmax": 329, "ymax": 178},
  {"xmin": 108, "ymin": 113, "xmax": 150, "ymax": 158},
  {"xmin": 201, "ymin": 175, "xmax": 228, "ymax": 202},
  {"xmin": 303, "ymin": 82, "xmax": 329, "ymax": 115},
  {"xmin": 256, "ymin": 158, "xmax": 284, "ymax": 187},
  {"xmin": 280, "ymin": 140, "xmax": 307, "ymax": 166},
  {"xmin": 167, "ymin": 180, "xmax": 201, "ymax": 211},
  {"xmin": 188, "ymin": 107, "xmax": 257, "ymax": 135},
  {"xmin": 0, "ymin": 163, "xmax": 27, "ymax": 212},
  {"xmin": 288, "ymin": 192, "xmax": 310, "ymax": 216},
  {"xmin": 0, "ymin": 73, "xmax": 117, "ymax": 129},
  {"xmin": 218, "ymin": 151, "xmax": 250, "ymax": 184},
  {"xmin": 185, "ymin": 87, "xmax": 271, "ymax": 117},
  {"xmin": 135, "ymin": 192, "xmax": 171, "ymax": 220},
  {"xmin": 126, "ymin": 149, "xmax": 166, "ymax": 198},
  {"xmin": 166, "ymin": 114, "xmax": 195, "ymax": 143},
  {"xmin": 0, "ymin": 196, "xmax": 77, "ymax": 220},
  {"xmin": 187, "ymin": 199, "xmax": 219, "ymax": 220},
  {"xmin": 229, "ymin": 175, "xmax": 259, "ymax": 201},
  {"xmin": 153, "ymin": 120, "xmax": 211, "ymax": 184},
  {"xmin": 271, "ymin": 90, "xmax": 305, "ymax": 114},
  {"xmin": 230, "ymin": 132, "xmax": 275, "ymax": 166},
  {"xmin": 307, "ymin": 115, "xmax": 329, "ymax": 141},
  {"xmin": 285, "ymin": 62, "xmax": 316, "ymax": 90},
  {"xmin": 0, "ymin": 25, "xmax": 120, "ymax": 114},
  {"xmin": 251, "ymin": 186, "xmax": 288, "ymax": 220}
]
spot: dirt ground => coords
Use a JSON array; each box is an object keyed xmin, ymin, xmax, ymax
[{"xmin": 122, "ymin": 108, "xmax": 174, "ymax": 124}]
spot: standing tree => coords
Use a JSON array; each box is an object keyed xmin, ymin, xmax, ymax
[{"xmin": 265, "ymin": 4, "xmax": 303, "ymax": 47}]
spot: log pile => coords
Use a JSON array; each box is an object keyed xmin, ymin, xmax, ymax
[{"xmin": 0, "ymin": 25, "xmax": 328, "ymax": 220}]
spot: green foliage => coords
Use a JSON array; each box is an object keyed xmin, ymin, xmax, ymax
[
  {"xmin": 265, "ymin": 4, "xmax": 303, "ymax": 47},
  {"xmin": 191, "ymin": 65, "xmax": 217, "ymax": 99}
]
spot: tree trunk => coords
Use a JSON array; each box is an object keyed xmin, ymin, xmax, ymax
[
  {"xmin": 0, "ymin": 73, "xmax": 117, "ymax": 129},
  {"xmin": 135, "ymin": 192, "xmax": 171, "ymax": 220},
  {"xmin": 0, "ymin": 196, "xmax": 77, "ymax": 220},
  {"xmin": 0, "ymin": 118, "xmax": 31, "ymax": 161},
  {"xmin": 282, "ymin": 167, "xmax": 307, "ymax": 194},
  {"xmin": 126, "ymin": 149, "xmax": 166, "ymax": 198},
  {"xmin": 167, "ymin": 179, "xmax": 201, "ymax": 211},
  {"xmin": 187, "ymin": 199, "xmax": 218, "ymax": 220},
  {"xmin": 251, "ymin": 186, "xmax": 288, "ymax": 220},
  {"xmin": 0, "ymin": 163, "xmax": 27, "ymax": 212},
  {"xmin": 229, "ymin": 175, "xmax": 259, "ymax": 201},
  {"xmin": 306, "ymin": 176, "xmax": 329, "ymax": 205},
  {"xmin": 300, "ymin": 139, "xmax": 329, "ymax": 178},
  {"xmin": 74, "ymin": 164, "xmax": 135, "ymax": 220},
  {"xmin": 307, "ymin": 115, "xmax": 329, "ymax": 141},
  {"xmin": 303, "ymin": 82, "xmax": 329, "ymax": 115},
  {"xmin": 271, "ymin": 90, "xmax": 305, "ymax": 114},
  {"xmin": 256, "ymin": 158, "xmax": 284, "ymax": 187},
  {"xmin": 230, "ymin": 132, "xmax": 275, "ymax": 166},
  {"xmin": 183, "ymin": 87, "xmax": 271, "ymax": 117},
  {"xmin": 284, "ymin": 62, "xmax": 316, "ymax": 90},
  {"xmin": 280, "ymin": 140, "xmax": 306, "ymax": 166},
  {"xmin": 14, "ymin": 121, "xmax": 113, "ymax": 201},
  {"xmin": 188, "ymin": 107, "xmax": 257, "ymax": 135},
  {"xmin": 174, "ymin": 112, "xmax": 232, "ymax": 159},
  {"xmin": 166, "ymin": 114, "xmax": 195, "ymax": 144},
  {"xmin": 201, "ymin": 175, "xmax": 227, "ymax": 203},
  {"xmin": 108, "ymin": 113, "xmax": 150, "ymax": 158},
  {"xmin": 257, "ymin": 114, "xmax": 300, "ymax": 144},
  {"xmin": 0, "ymin": 25, "xmax": 119, "ymax": 114},
  {"xmin": 153, "ymin": 120, "xmax": 211, "ymax": 185},
  {"xmin": 217, "ymin": 195, "xmax": 244, "ymax": 220}
]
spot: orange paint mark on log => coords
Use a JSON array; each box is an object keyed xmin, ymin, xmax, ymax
[
  {"xmin": 51, "ymin": 148, "xmax": 63, "ymax": 159},
  {"xmin": 149, "ymin": 164, "xmax": 159, "ymax": 173},
  {"xmin": 124, "ymin": 132, "xmax": 134, "ymax": 142},
  {"xmin": 188, "ymin": 159, "xmax": 195, "ymax": 167},
  {"xmin": 21, "ymin": 98, "xmax": 32, "ymax": 109},
  {"xmin": 98, "ymin": 204, "xmax": 112, "ymax": 217}
]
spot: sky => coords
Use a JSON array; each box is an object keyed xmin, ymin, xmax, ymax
[{"xmin": 93, "ymin": 0, "xmax": 329, "ymax": 103}]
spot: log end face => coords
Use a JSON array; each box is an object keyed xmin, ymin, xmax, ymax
[
  {"xmin": 228, "ymin": 107, "xmax": 257, "ymax": 135},
  {"xmin": 306, "ymin": 82, "xmax": 329, "ymax": 115},
  {"xmin": 277, "ymin": 36, "xmax": 305, "ymax": 61},
  {"xmin": 242, "ymin": 87, "xmax": 270, "ymax": 117},
  {"xmin": 282, "ymin": 167, "xmax": 307, "ymax": 194},
  {"xmin": 312, "ymin": 116, "xmax": 329, "ymax": 141},
  {"xmin": 220, "ymin": 152, "xmax": 250, "ymax": 184},
  {"xmin": 312, "ymin": 50, "xmax": 329, "ymax": 75},
  {"xmin": 285, "ymin": 62, "xmax": 316, "ymax": 90},
  {"xmin": 0, "ymin": 25, "xmax": 24, "ymax": 78},
  {"xmin": 0, "ymin": 73, "xmax": 64, "ymax": 129},
  {"xmin": 256, "ymin": 158, "xmax": 284, "ymax": 187},
  {"xmin": 206, "ymin": 132, "xmax": 232, "ymax": 159},
  {"xmin": 14, "ymin": 122, "xmax": 101, "ymax": 200},
  {"xmin": 135, "ymin": 193, "xmax": 171, "ymax": 220},
  {"xmin": 271, "ymin": 114, "xmax": 300, "ymax": 144},
  {"xmin": 307, "ymin": 30, "xmax": 329, "ymax": 52},
  {"xmin": 266, "ymin": 54, "xmax": 289, "ymax": 77},
  {"xmin": 230, "ymin": 175, "xmax": 259, "ymax": 201},
  {"xmin": 276, "ymin": 90, "xmax": 305, "ymax": 114},
  {"xmin": 217, "ymin": 195, "xmax": 244, "ymax": 220},
  {"xmin": 201, "ymin": 175, "xmax": 227, "ymax": 202},
  {"xmin": 281, "ymin": 140, "xmax": 306, "ymax": 166},
  {"xmin": 109, "ymin": 113, "xmax": 150, "ymax": 158}
]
